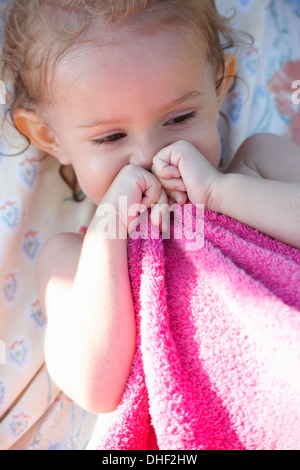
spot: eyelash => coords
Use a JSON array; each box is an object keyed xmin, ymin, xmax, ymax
[
  {"xmin": 164, "ymin": 111, "xmax": 196, "ymax": 126},
  {"xmin": 90, "ymin": 111, "xmax": 196, "ymax": 147},
  {"xmin": 91, "ymin": 132, "xmax": 127, "ymax": 147}
]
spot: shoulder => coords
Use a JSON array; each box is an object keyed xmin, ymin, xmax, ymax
[
  {"xmin": 39, "ymin": 230, "xmax": 83, "ymax": 258},
  {"xmin": 37, "ymin": 232, "xmax": 84, "ymax": 316},
  {"xmin": 226, "ymin": 133, "xmax": 300, "ymax": 181}
]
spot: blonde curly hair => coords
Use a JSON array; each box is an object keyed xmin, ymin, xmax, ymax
[{"xmin": 1, "ymin": 0, "xmax": 242, "ymax": 200}]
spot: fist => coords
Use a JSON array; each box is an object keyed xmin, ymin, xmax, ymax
[
  {"xmin": 151, "ymin": 140, "xmax": 221, "ymax": 208},
  {"xmin": 99, "ymin": 164, "xmax": 169, "ymax": 235}
]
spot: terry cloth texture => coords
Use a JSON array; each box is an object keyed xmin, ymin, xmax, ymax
[{"xmin": 95, "ymin": 207, "xmax": 300, "ymax": 450}]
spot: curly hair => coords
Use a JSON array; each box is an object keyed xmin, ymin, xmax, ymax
[{"xmin": 1, "ymin": 0, "xmax": 245, "ymax": 200}]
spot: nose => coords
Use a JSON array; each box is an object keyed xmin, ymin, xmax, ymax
[
  {"xmin": 130, "ymin": 152, "xmax": 153, "ymax": 171},
  {"xmin": 129, "ymin": 136, "xmax": 167, "ymax": 171}
]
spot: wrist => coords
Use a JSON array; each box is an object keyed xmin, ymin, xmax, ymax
[
  {"xmin": 213, "ymin": 172, "xmax": 245, "ymax": 217},
  {"xmin": 94, "ymin": 200, "xmax": 128, "ymax": 240},
  {"xmin": 205, "ymin": 170, "xmax": 224, "ymax": 213}
]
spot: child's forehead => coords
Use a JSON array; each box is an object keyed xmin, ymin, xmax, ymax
[
  {"xmin": 47, "ymin": 20, "xmax": 214, "ymax": 118},
  {"xmin": 63, "ymin": 16, "xmax": 207, "ymax": 71},
  {"xmin": 81, "ymin": 14, "xmax": 205, "ymax": 47},
  {"xmin": 55, "ymin": 20, "xmax": 207, "ymax": 84},
  {"xmin": 41, "ymin": 11, "xmax": 214, "ymax": 109}
]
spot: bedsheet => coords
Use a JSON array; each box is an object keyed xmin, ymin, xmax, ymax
[{"xmin": 0, "ymin": 0, "xmax": 299, "ymax": 450}]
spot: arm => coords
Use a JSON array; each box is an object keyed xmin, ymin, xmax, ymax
[
  {"xmin": 221, "ymin": 133, "xmax": 300, "ymax": 248},
  {"xmin": 216, "ymin": 173, "xmax": 300, "ymax": 248},
  {"xmin": 226, "ymin": 133, "xmax": 300, "ymax": 182},
  {"xmin": 38, "ymin": 165, "xmax": 167, "ymax": 413},
  {"xmin": 152, "ymin": 138, "xmax": 300, "ymax": 249},
  {"xmin": 39, "ymin": 230, "xmax": 135, "ymax": 414}
]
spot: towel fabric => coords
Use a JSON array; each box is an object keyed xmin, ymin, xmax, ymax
[
  {"xmin": 96, "ymin": 207, "xmax": 300, "ymax": 450},
  {"xmin": 2, "ymin": 0, "xmax": 300, "ymax": 449}
]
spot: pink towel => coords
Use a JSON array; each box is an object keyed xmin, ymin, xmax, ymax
[{"xmin": 96, "ymin": 206, "xmax": 300, "ymax": 450}]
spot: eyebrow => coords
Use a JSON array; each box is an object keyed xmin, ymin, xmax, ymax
[{"xmin": 76, "ymin": 91, "xmax": 202, "ymax": 129}]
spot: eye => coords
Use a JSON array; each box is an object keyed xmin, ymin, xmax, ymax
[
  {"xmin": 91, "ymin": 132, "xmax": 127, "ymax": 147},
  {"xmin": 164, "ymin": 111, "xmax": 196, "ymax": 126}
]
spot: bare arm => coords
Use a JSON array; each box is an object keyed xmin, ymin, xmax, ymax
[
  {"xmin": 227, "ymin": 133, "xmax": 300, "ymax": 182},
  {"xmin": 216, "ymin": 173, "xmax": 300, "ymax": 248},
  {"xmin": 152, "ymin": 137, "xmax": 300, "ymax": 249},
  {"xmin": 38, "ymin": 222, "xmax": 136, "ymax": 414},
  {"xmin": 221, "ymin": 133, "xmax": 300, "ymax": 248},
  {"xmin": 38, "ymin": 165, "xmax": 167, "ymax": 413}
]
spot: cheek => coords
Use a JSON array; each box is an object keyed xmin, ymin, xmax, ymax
[
  {"xmin": 71, "ymin": 163, "xmax": 104, "ymax": 205},
  {"xmin": 191, "ymin": 129, "xmax": 221, "ymax": 169},
  {"xmin": 208, "ymin": 137, "xmax": 222, "ymax": 168},
  {"xmin": 73, "ymin": 158, "xmax": 125, "ymax": 205}
]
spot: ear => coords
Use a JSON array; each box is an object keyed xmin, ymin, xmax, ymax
[
  {"xmin": 216, "ymin": 54, "xmax": 237, "ymax": 107},
  {"xmin": 13, "ymin": 108, "xmax": 71, "ymax": 165}
]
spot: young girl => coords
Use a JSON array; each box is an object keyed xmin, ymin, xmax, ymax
[{"xmin": 1, "ymin": 0, "xmax": 300, "ymax": 415}]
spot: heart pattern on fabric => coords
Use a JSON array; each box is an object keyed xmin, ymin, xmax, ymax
[
  {"xmin": 9, "ymin": 412, "xmax": 31, "ymax": 438},
  {"xmin": 3, "ymin": 273, "xmax": 18, "ymax": 303},
  {"xmin": 0, "ymin": 201, "xmax": 19, "ymax": 229},
  {"xmin": 22, "ymin": 230, "xmax": 41, "ymax": 261},
  {"xmin": 8, "ymin": 339, "xmax": 28, "ymax": 367},
  {"xmin": 29, "ymin": 299, "xmax": 46, "ymax": 328},
  {"xmin": 19, "ymin": 158, "xmax": 38, "ymax": 189}
]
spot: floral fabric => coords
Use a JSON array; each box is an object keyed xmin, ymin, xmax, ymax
[{"xmin": 0, "ymin": 0, "xmax": 300, "ymax": 450}]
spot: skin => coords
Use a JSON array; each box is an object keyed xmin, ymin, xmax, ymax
[
  {"xmin": 42, "ymin": 26, "xmax": 224, "ymax": 205},
  {"xmin": 14, "ymin": 20, "xmax": 300, "ymax": 413}
]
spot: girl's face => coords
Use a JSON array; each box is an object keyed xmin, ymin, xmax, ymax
[{"xmin": 42, "ymin": 23, "xmax": 228, "ymax": 205}]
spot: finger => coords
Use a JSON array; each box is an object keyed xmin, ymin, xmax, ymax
[
  {"xmin": 159, "ymin": 188, "xmax": 171, "ymax": 234},
  {"xmin": 156, "ymin": 176, "xmax": 187, "ymax": 193},
  {"xmin": 153, "ymin": 143, "xmax": 183, "ymax": 170},
  {"xmin": 150, "ymin": 188, "xmax": 170, "ymax": 233},
  {"xmin": 151, "ymin": 159, "xmax": 181, "ymax": 180},
  {"xmin": 125, "ymin": 168, "xmax": 162, "ymax": 235},
  {"xmin": 139, "ymin": 171, "xmax": 162, "ymax": 208},
  {"xmin": 166, "ymin": 190, "xmax": 188, "ymax": 206}
]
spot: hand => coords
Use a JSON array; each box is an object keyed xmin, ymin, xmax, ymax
[
  {"xmin": 151, "ymin": 140, "xmax": 222, "ymax": 210},
  {"xmin": 98, "ymin": 164, "xmax": 169, "ymax": 236}
]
